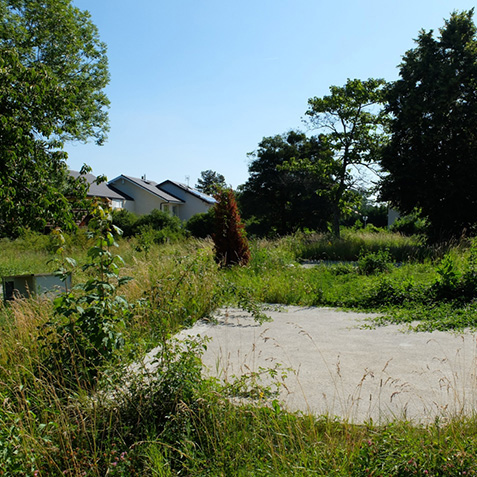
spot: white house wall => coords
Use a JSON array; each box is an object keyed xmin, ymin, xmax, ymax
[
  {"xmin": 387, "ymin": 208, "xmax": 400, "ymax": 228},
  {"xmin": 181, "ymin": 194, "xmax": 213, "ymax": 221},
  {"xmin": 113, "ymin": 180, "xmax": 166, "ymax": 215},
  {"xmin": 158, "ymin": 182, "xmax": 213, "ymax": 221}
]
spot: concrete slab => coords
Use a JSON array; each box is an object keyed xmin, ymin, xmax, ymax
[{"xmin": 177, "ymin": 306, "xmax": 477, "ymax": 424}]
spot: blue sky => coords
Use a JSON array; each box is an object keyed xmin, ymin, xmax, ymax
[{"xmin": 66, "ymin": 0, "xmax": 477, "ymax": 188}]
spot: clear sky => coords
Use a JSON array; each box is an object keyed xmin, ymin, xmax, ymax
[{"xmin": 65, "ymin": 0, "xmax": 477, "ymax": 189}]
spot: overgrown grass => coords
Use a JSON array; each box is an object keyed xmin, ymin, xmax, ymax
[
  {"xmin": 2, "ymin": 229, "xmax": 477, "ymax": 474},
  {"xmin": 143, "ymin": 401, "xmax": 477, "ymax": 475},
  {"xmin": 292, "ymin": 228, "xmax": 441, "ymax": 262}
]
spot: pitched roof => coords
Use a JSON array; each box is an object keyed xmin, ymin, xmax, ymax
[
  {"xmin": 69, "ymin": 170, "xmax": 131, "ymax": 201},
  {"xmin": 109, "ymin": 175, "xmax": 184, "ymax": 204},
  {"xmin": 157, "ymin": 180, "xmax": 216, "ymax": 204}
]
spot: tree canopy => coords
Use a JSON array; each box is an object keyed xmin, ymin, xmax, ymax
[
  {"xmin": 0, "ymin": 0, "xmax": 109, "ymax": 237},
  {"xmin": 195, "ymin": 170, "xmax": 226, "ymax": 196},
  {"xmin": 238, "ymin": 131, "xmax": 334, "ymax": 236},
  {"xmin": 379, "ymin": 10, "xmax": 477, "ymax": 241},
  {"xmin": 304, "ymin": 78, "xmax": 387, "ymax": 237}
]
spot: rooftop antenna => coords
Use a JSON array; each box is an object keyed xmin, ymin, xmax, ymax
[{"xmin": 185, "ymin": 175, "xmax": 190, "ymax": 187}]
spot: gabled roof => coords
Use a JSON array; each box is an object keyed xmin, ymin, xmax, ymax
[
  {"xmin": 109, "ymin": 175, "xmax": 184, "ymax": 204},
  {"xmin": 157, "ymin": 180, "xmax": 216, "ymax": 204},
  {"xmin": 69, "ymin": 170, "xmax": 131, "ymax": 201}
]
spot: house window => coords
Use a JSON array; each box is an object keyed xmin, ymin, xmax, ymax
[
  {"xmin": 162, "ymin": 204, "xmax": 170, "ymax": 213},
  {"xmin": 172, "ymin": 205, "xmax": 178, "ymax": 216}
]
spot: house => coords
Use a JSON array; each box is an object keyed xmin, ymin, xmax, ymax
[
  {"xmin": 69, "ymin": 171, "xmax": 215, "ymax": 220},
  {"xmin": 108, "ymin": 174, "xmax": 215, "ymax": 220},
  {"xmin": 157, "ymin": 180, "xmax": 216, "ymax": 221},
  {"xmin": 69, "ymin": 170, "xmax": 131, "ymax": 209}
]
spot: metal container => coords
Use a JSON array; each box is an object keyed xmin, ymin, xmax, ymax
[{"xmin": 2, "ymin": 273, "xmax": 72, "ymax": 301}]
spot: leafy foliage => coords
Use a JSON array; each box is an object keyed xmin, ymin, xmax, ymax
[
  {"xmin": 195, "ymin": 169, "xmax": 226, "ymax": 195},
  {"xmin": 239, "ymin": 131, "xmax": 334, "ymax": 236},
  {"xmin": 112, "ymin": 208, "xmax": 186, "ymax": 244},
  {"xmin": 380, "ymin": 10, "xmax": 477, "ymax": 241},
  {"xmin": 111, "ymin": 208, "xmax": 138, "ymax": 237},
  {"xmin": 304, "ymin": 78, "xmax": 388, "ymax": 237},
  {"xmin": 133, "ymin": 208, "xmax": 182, "ymax": 233},
  {"xmin": 0, "ymin": 0, "xmax": 109, "ymax": 237},
  {"xmin": 41, "ymin": 203, "xmax": 131, "ymax": 389},
  {"xmin": 391, "ymin": 210, "xmax": 429, "ymax": 236},
  {"xmin": 357, "ymin": 248, "xmax": 393, "ymax": 275},
  {"xmin": 186, "ymin": 208, "xmax": 215, "ymax": 238}
]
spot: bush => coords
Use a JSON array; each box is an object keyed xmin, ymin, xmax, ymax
[
  {"xmin": 112, "ymin": 208, "xmax": 138, "ymax": 237},
  {"xmin": 133, "ymin": 209, "xmax": 183, "ymax": 235},
  {"xmin": 213, "ymin": 189, "xmax": 250, "ymax": 266},
  {"xmin": 186, "ymin": 209, "xmax": 215, "ymax": 238},
  {"xmin": 358, "ymin": 249, "xmax": 393, "ymax": 275},
  {"xmin": 40, "ymin": 203, "xmax": 132, "ymax": 390},
  {"xmin": 391, "ymin": 212, "xmax": 428, "ymax": 236},
  {"xmin": 112, "ymin": 209, "xmax": 187, "ymax": 242}
]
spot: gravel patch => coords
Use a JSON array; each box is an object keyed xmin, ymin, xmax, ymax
[{"xmin": 175, "ymin": 306, "xmax": 477, "ymax": 423}]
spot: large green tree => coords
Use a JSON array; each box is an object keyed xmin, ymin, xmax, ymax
[
  {"xmin": 0, "ymin": 0, "xmax": 109, "ymax": 237},
  {"xmin": 195, "ymin": 170, "xmax": 226, "ymax": 196},
  {"xmin": 304, "ymin": 78, "xmax": 387, "ymax": 237},
  {"xmin": 238, "ymin": 131, "xmax": 334, "ymax": 236},
  {"xmin": 380, "ymin": 10, "xmax": 477, "ymax": 241}
]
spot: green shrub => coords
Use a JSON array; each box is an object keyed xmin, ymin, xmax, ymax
[
  {"xmin": 133, "ymin": 209, "xmax": 183, "ymax": 236},
  {"xmin": 391, "ymin": 211, "xmax": 428, "ymax": 236},
  {"xmin": 358, "ymin": 249, "xmax": 393, "ymax": 275},
  {"xmin": 40, "ymin": 203, "xmax": 132, "ymax": 389},
  {"xmin": 186, "ymin": 209, "xmax": 215, "ymax": 238},
  {"xmin": 112, "ymin": 208, "xmax": 138, "ymax": 237},
  {"xmin": 432, "ymin": 253, "xmax": 461, "ymax": 299}
]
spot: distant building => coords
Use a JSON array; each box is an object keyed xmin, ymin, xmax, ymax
[
  {"xmin": 69, "ymin": 171, "xmax": 216, "ymax": 220},
  {"xmin": 107, "ymin": 174, "xmax": 216, "ymax": 220},
  {"xmin": 69, "ymin": 170, "xmax": 131, "ymax": 209}
]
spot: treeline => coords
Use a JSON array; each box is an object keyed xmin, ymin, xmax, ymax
[
  {"xmin": 1, "ymin": 2, "xmax": 477, "ymax": 244},
  {"xmin": 234, "ymin": 10, "xmax": 477, "ymax": 242}
]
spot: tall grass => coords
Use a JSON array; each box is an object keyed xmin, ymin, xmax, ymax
[
  {"xmin": 293, "ymin": 229, "xmax": 433, "ymax": 262},
  {"xmin": 1, "ymin": 229, "xmax": 477, "ymax": 474}
]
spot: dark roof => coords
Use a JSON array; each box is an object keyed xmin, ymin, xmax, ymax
[
  {"xmin": 109, "ymin": 175, "xmax": 184, "ymax": 203},
  {"xmin": 69, "ymin": 171, "xmax": 131, "ymax": 201},
  {"xmin": 157, "ymin": 180, "xmax": 216, "ymax": 204}
]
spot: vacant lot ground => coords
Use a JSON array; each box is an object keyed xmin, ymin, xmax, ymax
[{"xmin": 172, "ymin": 306, "xmax": 477, "ymax": 423}]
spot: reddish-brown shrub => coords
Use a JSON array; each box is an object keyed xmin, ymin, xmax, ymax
[{"xmin": 212, "ymin": 188, "xmax": 251, "ymax": 266}]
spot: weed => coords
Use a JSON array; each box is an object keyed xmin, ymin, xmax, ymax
[
  {"xmin": 358, "ymin": 248, "xmax": 393, "ymax": 275},
  {"xmin": 3, "ymin": 230, "xmax": 477, "ymax": 473},
  {"xmin": 40, "ymin": 202, "xmax": 132, "ymax": 389}
]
